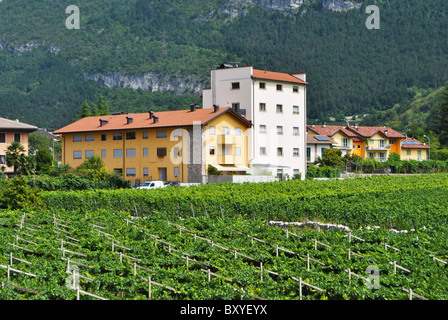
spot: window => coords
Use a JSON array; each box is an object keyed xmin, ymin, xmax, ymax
[
  {"xmin": 293, "ymin": 106, "xmax": 299, "ymax": 114},
  {"xmin": 172, "ymin": 129, "xmax": 181, "ymax": 138},
  {"xmin": 293, "ymin": 148, "xmax": 299, "ymax": 157},
  {"xmin": 157, "ymin": 148, "xmax": 167, "ymax": 157},
  {"xmin": 293, "ymin": 169, "xmax": 299, "ymax": 176},
  {"xmin": 407, "ymin": 150, "xmax": 411, "ymax": 156},
  {"xmin": 0, "ymin": 133, "xmax": 5, "ymax": 143},
  {"xmin": 173, "ymin": 147, "xmax": 180, "ymax": 158},
  {"xmin": 126, "ymin": 132, "xmax": 136, "ymax": 140},
  {"xmin": 307, "ymin": 147, "xmax": 311, "ymax": 161},
  {"xmin": 85, "ymin": 134, "xmax": 94, "ymax": 142},
  {"xmin": 277, "ymin": 147, "xmax": 283, "ymax": 156},
  {"xmin": 101, "ymin": 150, "xmax": 106, "ymax": 159},
  {"xmin": 143, "ymin": 168, "xmax": 149, "ymax": 177},
  {"xmin": 143, "ymin": 148, "xmax": 148, "ymax": 158},
  {"xmin": 235, "ymin": 147, "xmax": 241, "ymax": 156},
  {"xmin": 276, "ymin": 84, "xmax": 282, "ymax": 91},
  {"xmin": 259, "ymin": 103, "xmax": 266, "ymax": 112},
  {"xmin": 277, "ymin": 168, "xmax": 283, "ymax": 177},
  {"xmin": 222, "ymin": 127, "xmax": 229, "ymax": 135},
  {"xmin": 231, "ymin": 82, "xmax": 240, "ymax": 90},
  {"xmin": 277, "ymin": 126, "xmax": 283, "ymax": 135},
  {"xmin": 113, "ymin": 133, "xmax": 123, "ymax": 141},
  {"xmin": 101, "ymin": 134, "xmax": 107, "ymax": 141},
  {"xmin": 260, "ymin": 147, "xmax": 266, "ymax": 155},
  {"xmin": 73, "ymin": 135, "xmax": 82, "ymax": 143},
  {"xmin": 342, "ymin": 138, "xmax": 349, "ymax": 148},
  {"xmin": 418, "ymin": 150, "xmax": 422, "ymax": 159},
  {"xmin": 232, "ymin": 103, "xmax": 240, "ymax": 111},
  {"xmin": 222, "ymin": 146, "xmax": 231, "ymax": 155},
  {"xmin": 358, "ymin": 145, "xmax": 361, "ymax": 149},
  {"xmin": 157, "ymin": 130, "xmax": 167, "ymax": 138},
  {"xmin": 276, "ymin": 104, "xmax": 283, "ymax": 113},
  {"xmin": 143, "ymin": 131, "xmax": 148, "ymax": 139},
  {"xmin": 174, "ymin": 167, "xmax": 180, "ymax": 177},
  {"xmin": 114, "ymin": 169, "xmax": 123, "ymax": 175},
  {"xmin": 209, "ymin": 147, "xmax": 215, "ymax": 155},
  {"xmin": 14, "ymin": 133, "xmax": 21, "ymax": 142},
  {"xmin": 293, "ymin": 86, "xmax": 299, "ymax": 93},
  {"xmin": 113, "ymin": 149, "xmax": 123, "ymax": 158},
  {"xmin": 369, "ymin": 152, "xmax": 376, "ymax": 158},
  {"xmin": 0, "ymin": 155, "xmax": 5, "ymax": 165},
  {"xmin": 126, "ymin": 148, "xmax": 136, "ymax": 158},
  {"xmin": 235, "ymin": 128, "xmax": 241, "ymax": 136},
  {"xmin": 85, "ymin": 150, "xmax": 94, "ymax": 159},
  {"xmin": 293, "ymin": 127, "xmax": 299, "ymax": 136},
  {"xmin": 389, "ymin": 139, "xmax": 396, "ymax": 145},
  {"xmin": 126, "ymin": 168, "xmax": 136, "ymax": 177},
  {"xmin": 379, "ymin": 140, "xmax": 386, "ymax": 148},
  {"xmin": 209, "ymin": 126, "xmax": 215, "ymax": 135},
  {"xmin": 259, "ymin": 125, "xmax": 267, "ymax": 134},
  {"xmin": 259, "ymin": 82, "xmax": 266, "ymax": 89},
  {"xmin": 73, "ymin": 151, "xmax": 82, "ymax": 159},
  {"xmin": 321, "ymin": 148, "xmax": 328, "ymax": 157}
]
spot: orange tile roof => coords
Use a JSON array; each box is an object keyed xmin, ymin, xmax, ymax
[
  {"xmin": 54, "ymin": 107, "xmax": 251, "ymax": 134},
  {"xmin": 307, "ymin": 125, "xmax": 359, "ymax": 138},
  {"xmin": 346, "ymin": 126, "xmax": 405, "ymax": 139},
  {"xmin": 401, "ymin": 137, "xmax": 431, "ymax": 149},
  {"xmin": 252, "ymin": 69, "xmax": 307, "ymax": 85}
]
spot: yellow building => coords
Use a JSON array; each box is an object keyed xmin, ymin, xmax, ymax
[
  {"xmin": 0, "ymin": 117, "xmax": 37, "ymax": 174},
  {"xmin": 400, "ymin": 138, "xmax": 430, "ymax": 161},
  {"xmin": 54, "ymin": 106, "xmax": 251, "ymax": 183}
]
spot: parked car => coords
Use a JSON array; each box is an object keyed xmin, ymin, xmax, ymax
[
  {"xmin": 137, "ymin": 180, "xmax": 166, "ymax": 190},
  {"xmin": 131, "ymin": 183, "xmax": 143, "ymax": 189},
  {"xmin": 165, "ymin": 181, "xmax": 183, "ymax": 187}
]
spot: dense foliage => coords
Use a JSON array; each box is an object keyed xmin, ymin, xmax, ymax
[{"xmin": 1, "ymin": 0, "xmax": 448, "ymax": 129}]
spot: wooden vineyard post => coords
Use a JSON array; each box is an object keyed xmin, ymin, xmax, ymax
[
  {"xmin": 190, "ymin": 203, "xmax": 195, "ymax": 218},
  {"xmin": 260, "ymin": 262, "xmax": 263, "ymax": 282},
  {"xmin": 220, "ymin": 205, "xmax": 224, "ymax": 220},
  {"xmin": 148, "ymin": 276, "xmax": 152, "ymax": 300},
  {"xmin": 307, "ymin": 254, "xmax": 310, "ymax": 271},
  {"xmin": 208, "ymin": 269, "xmax": 211, "ymax": 282},
  {"xmin": 203, "ymin": 203, "xmax": 209, "ymax": 218},
  {"xmin": 186, "ymin": 256, "xmax": 189, "ymax": 270}
]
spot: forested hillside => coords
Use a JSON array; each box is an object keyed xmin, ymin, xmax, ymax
[{"xmin": 0, "ymin": 0, "xmax": 447, "ymax": 130}]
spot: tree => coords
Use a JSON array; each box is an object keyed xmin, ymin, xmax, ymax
[
  {"xmin": 434, "ymin": 83, "xmax": 448, "ymax": 147},
  {"xmin": 316, "ymin": 149, "xmax": 344, "ymax": 168},
  {"xmin": 79, "ymin": 101, "xmax": 91, "ymax": 119},
  {"xmin": 79, "ymin": 155, "xmax": 104, "ymax": 171},
  {"xmin": 6, "ymin": 142, "xmax": 26, "ymax": 175},
  {"xmin": 35, "ymin": 149, "xmax": 54, "ymax": 174}
]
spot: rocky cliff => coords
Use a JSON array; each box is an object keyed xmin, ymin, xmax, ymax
[{"xmin": 83, "ymin": 72, "xmax": 206, "ymax": 96}]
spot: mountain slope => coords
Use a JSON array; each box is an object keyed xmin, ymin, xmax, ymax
[{"xmin": 0, "ymin": 0, "xmax": 448, "ymax": 130}]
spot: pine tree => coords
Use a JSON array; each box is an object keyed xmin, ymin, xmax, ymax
[
  {"xmin": 79, "ymin": 101, "xmax": 91, "ymax": 119},
  {"xmin": 434, "ymin": 83, "xmax": 448, "ymax": 147}
]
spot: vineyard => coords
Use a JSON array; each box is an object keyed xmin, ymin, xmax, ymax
[{"xmin": 1, "ymin": 174, "xmax": 448, "ymax": 300}]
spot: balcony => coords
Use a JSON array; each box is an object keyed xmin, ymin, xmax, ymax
[
  {"xmin": 218, "ymin": 134, "xmax": 235, "ymax": 145},
  {"xmin": 219, "ymin": 155, "xmax": 235, "ymax": 165},
  {"xmin": 366, "ymin": 145, "xmax": 391, "ymax": 151}
]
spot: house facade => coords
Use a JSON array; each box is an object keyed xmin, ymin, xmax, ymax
[
  {"xmin": 307, "ymin": 124, "xmax": 430, "ymax": 162},
  {"xmin": 54, "ymin": 106, "xmax": 251, "ymax": 184},
  {"xmin": 0, "ymin": 117, "xmax": 37, "ymax": 174},
  {"xmin": 202, "ymin": 64, "xmax": 307, "ymax": 179}
]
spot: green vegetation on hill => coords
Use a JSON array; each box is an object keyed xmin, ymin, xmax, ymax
[{"xmin": 0, "ymin": 0, "xmax": 448, "ymax": 129}]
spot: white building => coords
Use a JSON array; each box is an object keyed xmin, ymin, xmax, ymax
[{"xmin": 202, "ymin": 64, "xmax": 307, "ymax": 179}]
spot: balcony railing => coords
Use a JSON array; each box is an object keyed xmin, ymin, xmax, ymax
[{"xmin": 366, "ymin": 145, "xmax": 391, "ymax": 151}]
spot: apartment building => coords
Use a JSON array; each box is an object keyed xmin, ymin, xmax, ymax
[
  {"xmin": 202, "ymin": 64, "xmax": 307, "ymax": 179},
  {"xmin": 54, "ymin": 106, "xmax": 251, "ymax": 183},
  {"xmin": 0, "ymin": 117, "xmax": 37, "ymax": 174}
]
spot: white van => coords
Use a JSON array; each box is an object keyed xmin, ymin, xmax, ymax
[{"xmin": 137, "ymin": 180, "xmax": 166, "ymax": 190}]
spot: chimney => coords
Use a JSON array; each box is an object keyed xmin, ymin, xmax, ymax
[
  {"xmin": 322, "ymin": 122, "xmax": 326, "ymax": 128},
  {"xmin": 213, "ymin": 104, "xmax": 220, "ymax": 113},
  {"xmin": 126, "ymin": 116, "xmax": 133, "ymax": 125},
  {"xmin": 149, "ymin": 111, "xmax": 154, "ymax": 119},
  {"xmin": 355, "ymin": 124, "xmax": 358, "ymax": 130},
  {"xmin": 99, "ymin": 119, "xmax": 109, "ymax": 127},
  {"xmin": 190, "ymin": 104, "xmax": 197, "ymax": 112},
  {"xmin": 385, "ymin": 129, "xmax": 388, "ymax": 136},
  {"xmin": 153, "ymin": 116, "xmax": 159, "ymax": 124}
]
